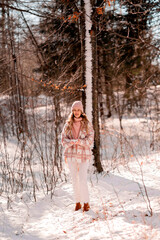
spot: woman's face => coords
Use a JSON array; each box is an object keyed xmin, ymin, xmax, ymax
[{"xmin": 73, "ymin": 107, "xmax": 82, "ymax": 118}]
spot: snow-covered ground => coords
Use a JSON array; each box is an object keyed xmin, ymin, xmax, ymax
[
  {"xmin": 0, "ymin": 94, "xmax": 160, "ymax": 240},
  {"xmin": 0, "ymin": 151, "xmax": 160, "ymax": 240}
]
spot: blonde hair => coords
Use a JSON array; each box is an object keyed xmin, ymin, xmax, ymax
[{"xmin": 65, "ymin": 112, "xmax": 89, "ymax": 135}]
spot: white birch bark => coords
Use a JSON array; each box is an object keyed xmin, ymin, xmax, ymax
[{"xmin": 84, "ymin": 0, "xmax": 92, "ymax": 123}]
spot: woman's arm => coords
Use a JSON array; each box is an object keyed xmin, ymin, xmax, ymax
[{"xmin": 61, "ymin": 123, "xmax": 77, "ymax": 149}]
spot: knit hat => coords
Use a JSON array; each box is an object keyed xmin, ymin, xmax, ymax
[{"xmin": 71, "ymin": 101, "xmax": 83, "ymax": 112}]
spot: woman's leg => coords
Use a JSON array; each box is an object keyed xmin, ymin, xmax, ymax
[
  {"xmin": 78, "ymin": 161, "xmax": 89, "ymax": 204},
  {"xmin": 67, "ymin": 161, "xmax": 81, "ymax": 203}
]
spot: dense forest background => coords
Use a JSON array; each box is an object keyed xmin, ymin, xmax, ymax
[{"xmin": 0, "ymin": 0, "xmax": 160, "ymax": 197}]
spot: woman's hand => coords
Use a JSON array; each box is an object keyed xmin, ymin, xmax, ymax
[
  {"xmin": 70, "ymin": 140, "xmax": 77, "ymax": 145},
  {"xmin": 75, "ymin": 139, "xmax": 80, "ymax": 145},
  {"xmin": 70, "ymin": 139, "xmax": 80, "ymax": 145}
]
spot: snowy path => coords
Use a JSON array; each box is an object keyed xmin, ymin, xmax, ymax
[{"xmin": 0, "ymin": 155, "xmax": 160, "ymax": 240}]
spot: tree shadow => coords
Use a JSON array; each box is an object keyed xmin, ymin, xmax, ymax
[
  {"xmin": 89, "ymin": 172, "xmax": 160, "ymax": 227},
  {"xmin": 96, "ymin": 172, "xmax": 160, "ymax": 197},
  {"xmin": 123, "ymin": 209, "xmax": 160, "ymax": 230},
  {"xmin": 0, "ymin": 214, "xmax": 45, "ymax": 240}
]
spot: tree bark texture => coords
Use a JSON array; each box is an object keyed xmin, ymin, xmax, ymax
[{"xmin": 91, "ymin": 12, "xmax": 103, "ymax": 173}]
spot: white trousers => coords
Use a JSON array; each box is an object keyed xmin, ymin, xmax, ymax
[{"xmin": 67, "ymin": 160, "xmax": 89, "ymax": 204}]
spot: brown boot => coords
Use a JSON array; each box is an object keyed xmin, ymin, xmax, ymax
[
  {"xmin": 83, "ymin": 202, "xmax": 90, "ymax": 212},
  {"xmin": 75, "ymin": 202, "xmax": 81, "ymax": 211}
]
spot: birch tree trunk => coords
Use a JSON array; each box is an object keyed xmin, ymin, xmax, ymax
[
  {"xmin": 80, "ymin": 0, "xmax": 86, "ymax": 109},
  {"xmin": 84, "ymin": 0, "xmax": 92, "ymax": 122},
  {"xmin": 84, "ymin": 0, "xmax": 103, "ymax": 172}
]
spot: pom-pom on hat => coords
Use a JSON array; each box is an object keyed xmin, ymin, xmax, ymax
[{"xmin": 71, "ymin": 101, "xmax": 83, "ymax": 112}]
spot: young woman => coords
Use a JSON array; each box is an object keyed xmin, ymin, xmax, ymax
[{"xmin": 61, "ymin": 101, "xmax": 94, "ymax": 211}]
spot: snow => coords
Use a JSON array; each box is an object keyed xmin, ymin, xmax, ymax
[
  {"xmin": 0, "ymin": 94, "xmax": 160, "ymax": 239},
  {"xmin": 0, "ymin": 153, "xmax": 160, "ymax": 240}
]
